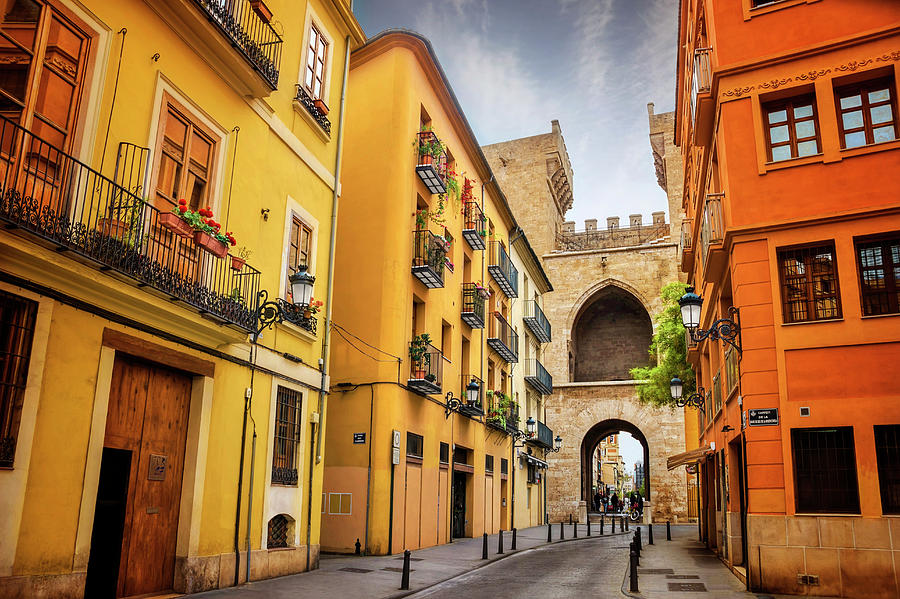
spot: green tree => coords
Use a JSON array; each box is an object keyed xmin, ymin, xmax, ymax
[{"xmin": 630, "ymin": 281, "xmax": 696, "ymax": 407}]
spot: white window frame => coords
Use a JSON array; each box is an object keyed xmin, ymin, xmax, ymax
[
  {"xmin": 328, "ymin": 492, "xmax": 352, "ymax": 515},
  {"xmin": 299, "ymin": 4, "xmax": 334, "ymax": 104}
]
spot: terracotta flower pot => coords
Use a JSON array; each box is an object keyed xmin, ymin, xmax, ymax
[
  {"xmin": 249, "ymin": 0, "xmax": 272, "ymax": 23},
  {"xmin": 230, "ymin": 256, "xmax": 246, "ymax": 271},
  {"xmin": 193, "ymin": 230, "xmax": 228, "ymax": 258},
  {"xmin": 413, "ymin": 368, "xmax": 426, "ymax": 380},
  {"xmin": 314, "ymin": 98, "xmax": 329, "ymax": 115},
  {"xmin": 418, "ymin": 153, "xmax": 433, "ymax": 166},
  {"xmin": 159, "ymin": 212, "xmax": 193, "ymax": 239}
]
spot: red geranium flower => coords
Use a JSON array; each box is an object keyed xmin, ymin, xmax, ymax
[
  {"xmin": 178, "ymin": 205, "xmax": 187, "ymax": 213},
  {"xmin": 178, "ymin": 198, "xmax": 187, "ymax": 206}
]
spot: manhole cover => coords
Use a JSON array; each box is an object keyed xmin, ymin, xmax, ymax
[
  {"xmin": 668, "ymin": 582, "xmax": 707, "ymax": 591},
  {"xmin": 382, "ymin": 567, "xmax": 414, "ymax": 572},
  {"xmin": 338, "ymin": 567, "xmax": 373, "ymax": 573},
  {"xmin": 639, "ymin": 568, "xmax": 675, "ymax": 574},
  {"xmin": 667, "ymin": 574, "xmax": 701, "ymax": 579}
]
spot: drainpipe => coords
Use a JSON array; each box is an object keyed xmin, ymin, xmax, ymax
[{"xmin": 306, "ymin": 33, "xmax": 351, "ymax": 569}]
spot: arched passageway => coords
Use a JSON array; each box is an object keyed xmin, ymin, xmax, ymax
[
  {"xmin": 570, "ymin": 286, "xmax": 652, "ymax": 382},
  {"xmin": 579, "ymin": 419, "xmax": 650, "ymax": 506}
]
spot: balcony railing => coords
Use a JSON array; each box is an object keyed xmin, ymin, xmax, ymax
[
  {"xmin": 528, "ymin": 420, "xmax": 554, "ymax": 450},
  {"xmin": 523, "ymin": 300, "xmax": 551, "ymax": 343},
  {"xmin": 690, "ymin": 47, "xmax": 712, "ymax": 123},
  {"xmin": 459, "ymin": 374, "xmax": 485, "ymax": 418},
  {"xmin": 505, "ymin": 403, "xmax": 520, "ymax": 436},
  {"xmin": 0, "ymin": 115, "xmax": 260, "ymax": 331},
  {"xmin": 461, "ymin": 283, "xmax": 485, "ymax": 329},
  {"xmin": 415, "ymin": 131, "xmax": 447, "ymax": 195},
  {"xmin": 294, "ymin": 85, "xmax": 331, "ymax": 135},
  {"xmin": 407, "ymin": 341, "xmax": 443, "ymax": 395},
  {"xmin": 488, "ymin": 241, "xmax": 518, "ymax": 298},
  {"xmin": 487, "ymin": 312, "xmax": 518, "ymax": 363},
  {"xmin": 412, "ymin": 230, "xmax": 446, "ymax": 288},
  {"xmin": 462, "ymin": 200, "xmax": 486, "ymax": 250},
  {"xmin": 524, "ymin": 358, "xmax": 552, "ymax": 396},
  {"xmin": 700, "ymin": 193, "xmax": 724, "ymax": 261},
  {"xmin": 192, "ymin": 0, "xmax": 283, "ymax": 89}
]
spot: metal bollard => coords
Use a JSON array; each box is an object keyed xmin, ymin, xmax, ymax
[
  {"xmin": 600, "ymin": 515, "xmax": 604, "ymax": 535},
  {"xmin": 625, "ymin": 515, "xmax": 629, "ymax": 531},
  {"xmin": 587, "ymin": 515, "xmax": 591, "ymax": 536},
  {"xmin": 498, "ymin": 529, "xmax": 504, "ymax": 554},
  {"xmin": 636, "ymin": 527, "xmax": 642, "ymax": 553},
  {"xmin": 511, "ymin": 527, "xmax": 517, "ymax": 550},
  {"xmin": 482, "ymin": 533, "xmax": 488, "ymax": 559},
  {"xmin": 569, "ymin": 513, "xmax": 573, "ymax": 524},
  {"xmin": 573, "ymin": 520, "xmax": 578, "ymax": 538},
  {"xmin": 547, "ymin": 522, "xmax": 552, "ymax": 542},
  {"xmin": 632, "ymin": 540, "xmax": 640, "ymax": 566},
  {"xmin": 629, "ymin": 545, "xmax": 639, "ymax": 592},
  {"xmin": 355, "ymin": 538, "xmax": 361, "ymax": 555},
  {"xmin": 560, "ymin": 521, "xmax": 564, "ymax": 540},
  {"xmin": 649, "ymin": 523, "xmax": 654, "ymax": 545},
  {"xmin": 400, "ymin": 550, "xmax": 411, "ymax": 590},
  {"xmin": 667, "ymin": 520, "xmax": 672, "ymax": 541}
]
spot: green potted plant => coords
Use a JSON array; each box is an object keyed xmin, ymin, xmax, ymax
[
  {"xmin": 171, "ymin": 200, "xmax": 236, "ymax": 258},
  {"xmin": 409, "ymin": 333, "xmax": 432, "ymax": 379},
  {"xmin": 231, "ymin": 246, "xmax": 251, "ymax": 271},
  {"xmin": 159, "ymin": 198, "xmax": 194, "ymax": 238}
]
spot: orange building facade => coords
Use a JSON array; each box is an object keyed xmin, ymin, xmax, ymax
[{"xmin": 675, "ymin": 0, "xmax": 900, "ymax": 596}]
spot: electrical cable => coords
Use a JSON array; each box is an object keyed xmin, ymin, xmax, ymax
[{"xmin": 331, "ymin": 321, "xmax": 403, "ymax": 361}]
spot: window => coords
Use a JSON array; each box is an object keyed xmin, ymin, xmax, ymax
[
  {"xmin": 328, "ymin": 492, "xmax": 351, "ymax": 515},
  {"xmin": 304, "ymin": 23, "xmax": 328, "ymax": 99},
  {"xmin": 0, "ymin": 2, "xmax": 91, "ymax": 153},
  {"xmin": 272, "ymin": 386, "xmax": 301, "ymax": 485},
  {"xmin": 725, "ymin": 347, "xmax": 739, "ymax": 396},
  {"xmin": 439, "ymin": 441, "xmax": 449, "ymax": 465},
  {"xmin": 856, "ymin": 235, "xmax": 900, "ymax": 316},
  {"xmin": 406, "ymin": 432, "xmax": 423, "ymax": 459},
  {"xmin": 792, "ymin": 427, "xmax": 859, "ymax": 513},
  {"xmin": 712, "ymin": 371, "xmax": 722, "ymax": 413},
  {"xmin": 763, "ymin": 95, "xmax": 820, "ymax": 162},
  {"xmin": 485, "ymin": 454, "xmax": 494, "ymax": 473},
  {"xmin": 153, "ymin": 100, "xmax": 217, "ymax": 211},
  {"xmin": 267, "ymin": 514, "xmax": 291, "ymax": 548},
  {"xmin": 286, "ymin": 216, "xmax": 313, "ymax": 301},
  {"xmin": 500, "ymin": 458, "xmax": 508, "ymax": 475},
  {"xmin": 527, "ymin": 462, "xmax": 540, "ymax": 484},
  {"xmin": 778, "ymin": 243, "xmax": 842, "ymax": 323},
  {"xmin": 835, "ymin": 77, "xmax": 897, "ymax": 149},
  {"xmin": 875, "ymin": 425, "xmax": 900, "ymax": 514},
  {"xmin": 0, "ymin": 291, "xmax": 38, "ymax": 468}
]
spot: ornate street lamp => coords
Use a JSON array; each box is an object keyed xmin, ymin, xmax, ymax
[
  {"xmin": 552, "ymin": 435, "xmax": 563, "ymax": 453},
  {"xmin": 525, "ymin": 416, "xmax": 536, "ymax": 437},
  {"xmin": 444, "ymin": 378, "xmax": 480, "ymax": 418},
  {"xmin": 678, "ymin": 286, "xmax": 742, "ymax": 354},
  {"xmin": 670, "ymin": 376, "xmax": 706, "ymax": 413},
  {"xmin": 254, "ymin": 265, "xmax": 316, "ymax": 339}
]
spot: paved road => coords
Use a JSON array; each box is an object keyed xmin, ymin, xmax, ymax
[{"xmin": 406, "ymin": 533, "xmax": 631, "ymax": 599}]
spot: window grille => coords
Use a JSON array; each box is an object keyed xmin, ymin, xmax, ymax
[
  {"xmin": 778, "ymin": 244, "xmax": 842, "ymax": 323},
  {"xmin": 267, "ymin": 514, "xmax": 290, "ymax": 548},
  {"xmin": 406, "ymin": 432, "xmax": 423, "ymax": 458},
  {"xmin": 0, "ymin": 291, "xmax": 38, "ymax": 468},
  {"xmin": 272, "ymin": 386, "xmax": 301, "ymax": 485},
  {"xmin": 875, "ymin": 425, "xmax": 900, "ymax": 514},
  {"xmin": 856, "ymin": 236, "xmax": 900, "ymax": 316},
  {"xmin": 792, "ymin": 427, "xmax": 860, "ymax": 513}
]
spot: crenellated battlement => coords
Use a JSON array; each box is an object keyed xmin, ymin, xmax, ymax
[{"xmin": 555, "ymin": 211, "xmax": 669, "ymax": 252}]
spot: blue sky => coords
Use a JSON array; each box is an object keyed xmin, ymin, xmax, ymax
[{"xmin": 354, "ymin": 0, "xmax": 678, "ymax": 228}]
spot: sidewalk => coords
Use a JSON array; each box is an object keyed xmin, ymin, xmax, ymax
[
  {"xmin": 193, "ymin": 521, "xmax": 632, "ymax": 599},
  {"xmin": 621, "ymin": 524, "xmax": 841, "ymax": 598}
]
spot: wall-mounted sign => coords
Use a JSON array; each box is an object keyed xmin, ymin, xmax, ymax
[
  {"xmin": 353, "ymin": 432, "xmax": 366, "ymax": 444},
  {"xmin": 685, "ymin": 464, "xmax": 698, "ymax": 475},
  {"xmin": 748, "ymin": 408, "xmax": 778, "ymax": 427},
  {"xmin": 392, "ymin": 446, "xmax": 400, "ymax": 465},
  {"xmin": 392, "ymin": 430, "xmax": 401, "ymax": 448},
  {"xmin": 148, "ymin": 454, "xmax": 167, "ymax": 481}
]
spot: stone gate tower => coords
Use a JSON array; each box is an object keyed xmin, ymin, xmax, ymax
[{"xmin": 482, "ymin": 105, "xmax": 691, "ymax": 522}]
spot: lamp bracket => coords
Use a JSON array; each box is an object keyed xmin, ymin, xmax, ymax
[
  {"xmin": 689, "ymin": 306, "xmax": 742, "ymax": 355},
  {"xmin": 675, "ymin": 387, "xmax": 707, "ymax": 414},
  {"xmin": 444, "ymin": 391, "xmax": 462, "ymax": 418},
  {"xmin": 253, "ymin": 289, "xmax": 311, "ymax": 340}
]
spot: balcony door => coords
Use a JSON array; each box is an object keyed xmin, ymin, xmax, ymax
[{"xmin": 0, "ymin": 0, "xmax": 91, "ymax": 211}]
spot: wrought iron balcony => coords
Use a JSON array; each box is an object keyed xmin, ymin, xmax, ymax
[
  {"xmin": 461, "ymin": 283, "xmax": 485, "ymax": 329},
  {"xmin": 524, "ymin": 358, "xmax": 552, "ymax": 396},
  {"xmin": 0, "ymin": 115, "xmax": 260, "ymax": 331},
  {"xmin": 415, "ymin": 131, "xmax": 447, "ymax": 195},
  {"xmin": 487, "ymin": 312, "xmax": 518, "ymax": 363},
  {"xmin": 488, "ymin": 241, "xmax": 518, "ymax": 298},
  {"xmin": 191, "ymin": 0, "xmax": 283, "ymax": 89},
  {"xmin": 505, "ymin": 403, "xmax": 520, "ymax": 436},
  {"xmin": 690, "ymin": 47, "xmax": 714, "ymax": 144},
  {"xmin": 527, "ymin": 420, "xmax": 554, "ymax": 450},
  {"xmin": 523, "ymin": 300, "xmax": 551, "ymax": 343},
  {"xmin": 275, "ymin": 298, "xmax": 317, "ymax": 335},
  {"xmin": 690, "ymin": 47, "xmax": 712, "ymax": 122},
  {"xmin": 407, "ymin": 341, "xmax": 443, "ymax": 395},
  {"xmin": 679, "ymin": 217, "xmax": 694, "ymax": 273},
  {"xmin": 458, "ymin": 374, "xmax": 485, "ymax": 418},
  {"xmin": 412, "ymin": 230, "xmax": 446, "ymax": 288},
  {"xmin": 294, "ymin": 85, "xmax": 331, "ymax": 135},
  {"xmin": 462, "ymin": 200, "xmax": 486, "ymax": 250},
  {"xmin": 701, "ymin": 193, "xmax": 725, "ymax": 265}
]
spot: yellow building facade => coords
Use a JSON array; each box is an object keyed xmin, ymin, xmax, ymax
[
  {"xmin": 321, "ymin": 30, "xmax": 554, "ymax": 555},
  {"xmin": 0, "ymin": 0, "xmax": 363, "ymax": 597}
]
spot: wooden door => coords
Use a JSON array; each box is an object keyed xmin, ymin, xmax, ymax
[
  {"xmin": 103, "ymin": 355, "xmax": 191, "ymax": 597},
  {"xmin": 484, "ymin": 476, "xmax": 493, "ymax": 533},
  {"xmin": 438, "ymin": 469, "xmax": 447, "ymax": 545},
  {"xmin": 404, "ymin": 463, "xmax": 422, "ymax": 550}
]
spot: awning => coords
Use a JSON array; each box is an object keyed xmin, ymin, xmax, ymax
[
  {"xmin": 667, "ymin": 446, "xmax": 713, "ymax": 471},
  {"xmin": 520, "ymin": 453, "xmax": 549, "ymax": 469}
]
